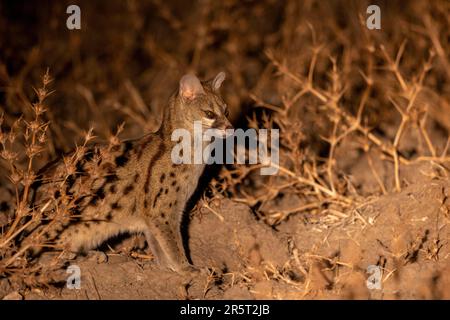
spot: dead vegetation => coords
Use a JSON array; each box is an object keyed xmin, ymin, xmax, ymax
[
  {"xmin": 216, "ymin": 0, "xmax": 450, "ymax": 222},
  {"xmin": 0, "ymin": 0, "xmax": 449, "ymax": 299}
]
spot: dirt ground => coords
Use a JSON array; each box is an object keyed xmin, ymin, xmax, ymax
[
  {"xmin": 1, "ymin": 0, "xmax": 450, "ymax": 300},
  {"xmin": 2, "ymin": 175, "xmax": 448, "ymax": 300}
]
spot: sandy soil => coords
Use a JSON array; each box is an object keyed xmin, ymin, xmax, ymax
[{"xmin": 2, "ymin": 176, "xmax": 447, "ymax": 300}]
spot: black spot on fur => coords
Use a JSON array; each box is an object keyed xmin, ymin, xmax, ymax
[
  {"xmin": 144, "ymin": 199, "xmax": 148, "ymax": 208},
  {"xmin": 124, "ymin": 141, "xmax": 133, "ymax": 152},
  {"xmin": 164, "ymin": 188, "xmax": 168, "ymax": 194},
  {"xmin": 169, "ymin": 172, "xmax": 175, "ymax": 178},
  {"xmin": 88, "ymin": 188, "xmax": 105, "ymax": 206},
  {"xmin": 97, "ymin": 188, "xmax": 106, "ymax": 199},
  {"xmin": 176, "ymin": 186, "xmax": 180, "ymax": 192},
  {"xmin": 152, "ymin": 187, "xmax": 164, "ymax": 208},
  {"xmin": 74, "ymin": 197, "xmax": 84, "ymax": 206},
  {"xmin": 92, "ymin": 187, "xmax": 105, "ymax": 202},
  {"xmin": 171, "ymin": 180, "xmax": 177, "ymax": 186},
  {"xmin": 144, "ymin": 142, "xmax": 165, "ymax": 194},
  {"xmin": 123, "ymin": 185, "xmax": 134, "ymax": 195},
  {"xmin": 89, "ymin": 196, "xmax": 98, "ymax": 206},
  {"xmin": 111, "ymin": 202, "xmax": 121, "ymax": 210},
  {"xmin": 114, "ymin": 141, "xmax": 134, "ymax": 167},
  {"xmin": 106, "ymin": 212, "xmax": 113, "ymax": 220},
  {"xmin": 115, "ymin": 155, "xmax": 129, "ymax": 167},
  {"xmin": 109, "ymin": 184, "xmax": 117, "ymax": 193},
  {"xmin": 65, "ymin": 175, "xmax": 76, "ymax": 195},
  {"xmin": 161, "ymin": 212, "xmax": 165, "ymax": 218},
  {"xmin": 75, "ymin": 160, "xmax": 85, "ymax": 175},
  {"xmin": 105, "ymin": 173, "xmax": 119, "ymax": 183},
  {"xmin": 82, "ymin": 149, "xmax": 95, "ymax": 162},
  {"xmin": 54, "ymin": 190, "xmax": 61, "ymax": 199},
  {"xmin": 134, "ymin": 174, "xmax": 139, "ymax": 183},
  {"xmin": 160, "ymin": 173, "xmax": 165, "ymax": 183},
  {"xmin": 84, "ymin": 223, "xmax": 91, "ymax": 228}
]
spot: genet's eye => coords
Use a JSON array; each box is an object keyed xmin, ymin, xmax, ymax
[{"xmin": 205, "ymin": 111, "xmax": 216, "ymax": 119}]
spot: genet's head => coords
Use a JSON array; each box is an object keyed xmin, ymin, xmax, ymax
[{"xmin": 175, "ymin": 72, "xmax": 233, "ymax": 136}]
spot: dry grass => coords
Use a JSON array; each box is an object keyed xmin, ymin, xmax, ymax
[{"xmin": 215, "ymin": 0, "xmax": 450, "ymax": 226}]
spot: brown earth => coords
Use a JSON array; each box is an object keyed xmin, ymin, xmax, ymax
[{"xmin": 2, "ymin": 177, "xmax": 447, "ymax": 300}]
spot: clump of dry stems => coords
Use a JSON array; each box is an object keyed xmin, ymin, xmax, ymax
[
  {"xmin": 0, "ymin": 71, "xmax": 126, "ymax": 287},
  {"xmin": 213, "ymin": 2, "xmax": 450, "ymax": 231}
]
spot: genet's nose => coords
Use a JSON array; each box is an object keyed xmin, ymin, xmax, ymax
[{"xmin": 223, "ymin": 118, "xmax": 233, "ymax": 131}]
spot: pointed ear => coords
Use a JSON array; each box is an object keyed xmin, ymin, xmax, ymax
[
  {"xmin": 179, "ymin": 74, "xmax": 205, "ymax": 100},
  {"xmin": 212, "ymin": 71, "xmax": 226, "ymax": 91}
]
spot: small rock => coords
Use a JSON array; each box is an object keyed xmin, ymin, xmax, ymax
[
  {"xmin": 2, "ymin": 291, "xmax": 23, "ymax": 300},
  {"xmin": 0, "ymin": 278, "xmax": 11, "ymax": 299},
  {"xmin": 87, "ymin": 251, "xmax": 108, "ymax": 264},
  {"xmin": 96, "ymin": 252, "xmax": 108, "ymax": 264},
  {"xmin": 0, "ymin": 277, "xmax": 11, "ymax": 288}
]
